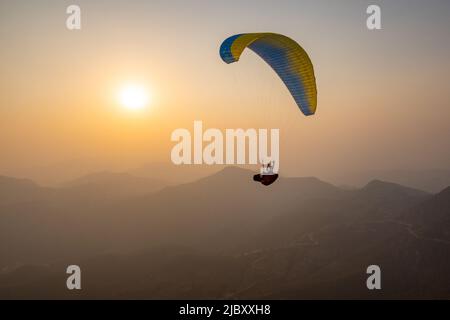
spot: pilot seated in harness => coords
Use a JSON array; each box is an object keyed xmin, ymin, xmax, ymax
[{"xmin": 253, "ymin": 161, "xmax": 279, "ymax": 186}]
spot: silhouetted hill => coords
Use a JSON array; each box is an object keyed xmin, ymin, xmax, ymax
[
  {"xmin": 0, "ymin": 169, "xmax": 449, "ymax": 299},
  {"xmin": 93, "ymin": 167, "xmax": 345, "ymax": 256},
  {"xmin": 331, "ymin": 169, "xmax": 450, "ymax": 193},
  {"xmin": 237, "ymin": 179, "xmax": 433, "ymax": 272},
  {"xmin": 0, "ymin": 175, "xmax": 53, "ymax": 205},
  {"xmin": 230, "ymin": 183, "xmax": 448, "ymax": 299},
  {"xmin": 0, "ymin": 167, "xmax": 344, "ymax": 269},
  {"xmin": 61, "ymin": 171, "xmax": 166, "ymax": 199},
  {"xmin": 361, "ymin": 179, "xmax": 428, "ymax": 198},
  {"xmin": 351, "ymin": 179, "xmax": 430, "ymax": 216},
  {"xmin": 401, "ymin": 186, "xmax": 450, "ymax": 242},
  {"xmin": 131, "ymin": 162, "xmax": 225, "ymax": 185}
]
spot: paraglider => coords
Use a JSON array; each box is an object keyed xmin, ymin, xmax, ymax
[
  {"xmin": 253, "ymin": 161, "xmax": 279, "ymax": 186},
  {"xmin": 219, "ymin": 32, "xmax": 318, "ymax": 186}
]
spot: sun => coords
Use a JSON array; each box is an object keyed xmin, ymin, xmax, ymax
[{"xmin": 118, "ymin": 84, "xmax": 150, "ymax": 111}]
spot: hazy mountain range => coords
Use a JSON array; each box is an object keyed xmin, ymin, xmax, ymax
[
  {"xmin": 7, "ymin": 160, "xmax": 450, "ymax": 193},
  {"xmin": 329, "ymin": 169, "xmax": 450, "ymax": 194},
  {"xmin": 0, "ymin": 167, "xmax": 449, "ymax": 299}
]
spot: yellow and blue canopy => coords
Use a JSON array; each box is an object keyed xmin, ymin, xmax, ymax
[{"xmin": 220, "ymin": 33, "xmax": 317, "ymax": 116}]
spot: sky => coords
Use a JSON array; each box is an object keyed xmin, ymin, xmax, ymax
[{"xmin": 1, "ymin": 0, "xmax": 449, "ymax": 184}]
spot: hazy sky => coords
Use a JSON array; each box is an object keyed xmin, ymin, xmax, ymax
[{"xmin": 1, "ymin": 0, "xmax": 449, "ymax": 183}]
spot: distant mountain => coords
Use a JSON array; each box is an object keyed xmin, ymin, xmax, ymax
[
  {"xmin": 7, "ymin": 158, "xmax": 105, "ymax": 186},
  {"xmin": 0, "ymin": 168, "xmax": 449, "ymax": 299},
  {"xmin": 402, "ymin": 186, "xmax": 450, "ymax": 242},
  {"xmin": 330, "ymin": 169, "xmax": 450, "ymax": 193},
  {"xmin": 0, "ymin": 167, "xmax": 344, "ymax": 269},
  {"xmin": 351, "ymin": 179, "xmax": 430, "ymax": 216},
  {"xmin": 61, "ymin": 171, "xmax": 166, "ymax": 199},
  {"xmin": 101, "ymin": 167, "xmax": 345, "ymax": 254},
  {"xmin": 0, "ymin": 175, "xmax": 53, "ymax": 206},
  {"xmin": 130, "ymin": 162, "xmax": 225, "ymax": 185},
  {"xmin": 222, "ymin": 180, "xmax": 442, "ymax": 299},
  {"xmin": 360, "ymin": 179, "xmax": 428, "ymax": 198},
  {"xmin": 241, "ymin": 179, "xmax": 430, "ymax": 256}
]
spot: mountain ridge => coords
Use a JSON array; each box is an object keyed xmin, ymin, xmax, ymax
[{"xmin": 0, "ymin": 167, "xmax": 449, "ymax": 299}]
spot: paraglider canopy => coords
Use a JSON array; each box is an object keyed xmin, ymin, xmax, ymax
[{"xmin": 220, "ymin": 32, "xmax": 317, "ymax": 116}]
